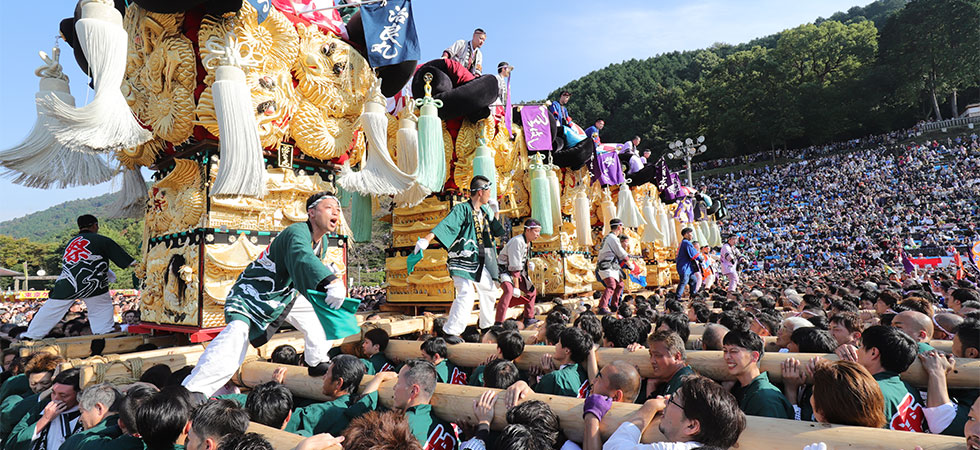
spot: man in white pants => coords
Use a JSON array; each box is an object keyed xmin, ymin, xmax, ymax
[
  {"xmin": 720, "ymin": 235, "xmax": 741, "ymax": 294},
  {"xmin": 21, "ymin": 215, "xmax": 136, "ymax": 339},
  {"xmin": 182, "ymin": 192, "xmax": 348, "ymax": 397},
  {"xmin": 415, "ymin": 176, "xmax": 504, "ymax": 336}
]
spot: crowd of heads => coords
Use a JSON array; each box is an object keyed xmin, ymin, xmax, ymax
[{"xmin": 702, "ymin": 133, "xmax": 979, "ymax": 273}]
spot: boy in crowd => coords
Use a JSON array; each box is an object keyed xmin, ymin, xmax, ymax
[
  {"xmin": 854, "ymin": 325, "xmax": 928, "ymax": 432},
  {"xmin": 722, "ymin": 330, "xmax": 793, "ymax": 419},
  {"xmin": 468, "ymin": 330, "xmax": 524, "ymax": 387},
  {"xmin": 360, "ymin": 328, "xmax": 394, "ymax": 375},
  {"xmin": 420, "ymin": 337, "xmax": 468, "ymax": 385},
  {"xmin": 284, "ymin": 355, "xmax": 377, "ymax": 436}
]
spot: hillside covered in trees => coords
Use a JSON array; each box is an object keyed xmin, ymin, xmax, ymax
[{"xmin": 551, "ymin": 0, "xmax": 980, "ymax": 159}]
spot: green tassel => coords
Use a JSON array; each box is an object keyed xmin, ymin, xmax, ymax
[
  {"xmin": 336, "ymin": 184, "xmax": 353, "ymax": 208},
  {"xmin": 413, "ymin": 73, "xmax": 446, "ymax": 193},
  {"xmin": 529, "ymin": 153, "xmax": 554, "ymax": 235},
  {"xmin": 351, "ymin": 191, "xmax": 372, "ymax": 243},
  {"xmin": 546, "ymin": 166, "xmax": 561, "ymax": 229},
  {"xmin": 472, "ymin": 131, "xmax": 497, "ymax": 201}
]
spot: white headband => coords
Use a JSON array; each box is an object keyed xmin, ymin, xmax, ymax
[{"xmin": 307, "ymin": 194, "xmax": 339, "ymax": 211}]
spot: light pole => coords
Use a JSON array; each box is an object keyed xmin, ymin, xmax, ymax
[{"xmin": 667, "ymin": 136, "xmax": 707, "ymax": 187}]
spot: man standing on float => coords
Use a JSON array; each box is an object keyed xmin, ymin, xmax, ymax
[
  {"xmin": 183, "ymin": 192, "xmax": 347, "ymax": 397},
  {"xmin": 414, "ymin": 176, "xmax": 505, "ymax": 337}
]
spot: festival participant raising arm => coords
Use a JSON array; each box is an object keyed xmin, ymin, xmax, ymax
[{"xmin": 183, "ymin": 192, "xmax": 350, "ymax": 397}]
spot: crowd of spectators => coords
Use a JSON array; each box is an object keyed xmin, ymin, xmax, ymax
[
  {"xmin": 689, "ymin": 127, "xmax": 922, "ymax": 173},
  {"xmin": 4, "ymin": 267, "xmax": 977, "ymax": 449},
  {"xmin": 349, "ymin": 286, "xmax": 387, "ymax": 312},
  {"xmin": 703, "ymin": 133, "xmax": 980, "ymax": 272}
]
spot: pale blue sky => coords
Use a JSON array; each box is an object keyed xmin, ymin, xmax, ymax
[{"xmin": 0, "ymin": 0, "xmax": 864, "ymax": 222}]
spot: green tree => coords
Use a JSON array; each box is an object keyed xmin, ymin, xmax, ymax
[{"xmin": 878, "ymin": 0, "xmax": 980, "ymax": 120}]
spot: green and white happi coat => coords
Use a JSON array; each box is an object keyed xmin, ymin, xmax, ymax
[
  {"xmin": 224, "ymin": 222, "xmax": 337, "ymax": 346},
  {"xmin": 431, "ymin": 201, "xmax": 506, "ymax": 282}
]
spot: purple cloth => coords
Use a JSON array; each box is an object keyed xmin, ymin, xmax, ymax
[
  {"xmin": 521, "ymin": 106, "xmax": 552, "ymax": 151},
  {"xmin": 583, "ymin": 394, "xmax": 613, "ymax": 419},
  {"xmin": 653, "ymin": 159, "xmax": 684, "ymax": 202},
  {"xmin": 592, "ymin": 148, "xmax": 625, "ymax": 186},
  {"xmin": 627, "ymin": 154, "xmax": 644, "ymax": 174}
]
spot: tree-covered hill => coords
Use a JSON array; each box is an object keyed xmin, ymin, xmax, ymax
[{"xmin": 550, "ymin": 0, "xmax": 980, "ymax": 160}]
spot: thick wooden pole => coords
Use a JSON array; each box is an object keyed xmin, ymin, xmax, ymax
[
  {"xmin": 246, "ymin": 422, "xmax": 342, "ymax": 450},
  {"xmin": 17, "ymin": 334, "xmax": 178, "ymax": 359},
  {"xmin": 384, "ymin": 341, "xmax": 980, "ymax": 388},
  {"xmin": 238, "ymin": 361, "xmax": 962, "ymax": 450},
  {"xmin": 685, "ymin": 335, "xmax": 954, "ymax": 354}
]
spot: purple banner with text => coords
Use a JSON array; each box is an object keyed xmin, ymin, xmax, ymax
[{"xmin": 520, "ymin": 106, "xmax": 552, "ymax": 151}]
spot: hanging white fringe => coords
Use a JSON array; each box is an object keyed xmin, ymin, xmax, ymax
[
  {"xmin": 205, "ymin": 33, "xmax": 267, "ymax": 198},
  {"xmin": 641, "ymin": 197, "xmax": 663, "ymax": 244},
  {"xmin": 338, "ymin": 82, "xmax": 416, "ymax": 196},
  {"xmin": 40, "ymin": 0, "xmax": 151, "ymax": 151},
  {"xmin": 657, "ymin": 200, "xmax": 674, "ymax": 248},
  {"xmin": 616, "ymin": 184, "xmax": 646, "ymax": 228},
  {"xmin": 393, "ymin": 108, "xmax": 429, "ymax": 207},
  {"xmin": 573, "ymin": 187, "xmax": 593, "ymax": 247},
  {"xmin": 106, "ymin": 165, "xmax": 148, "ymax": 218},
  {"xmin": 600, "ymin": 188, "xmax": 617, "ymax": 237},
  {"xmin": 0, "ymin": 46, "xmax": 114, "ymax": 188}
]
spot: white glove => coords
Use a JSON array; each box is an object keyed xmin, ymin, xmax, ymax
[
  {"xmin": 513, "ymin": 287, "xmax": 522, "ymax": 297},
  {"xmin": 414, "ymin": 238, "xmax": 429, "ymax": 254},
  {"xmin": 489, "ymin": 199, "xmax": 500, "ymax": 216},
  {"xmin": 325, "ymin": 282, "xmax": 345, "ymax": 309},
  {"xmin": 802, "ymin": 444, "xmax": 827, "ymax": 450},
  {"xmin": 528, "ymin": 261, "xmax": 536, "ymax": 272}
]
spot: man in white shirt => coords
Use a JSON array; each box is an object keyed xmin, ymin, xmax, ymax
[
  {"xmin": 6, "ymin": 368, "xmax": 82, "ymax": 450},
  {"xmin": 494, "ymin": 218, "xmax": 540, "ymax": 326},
  {"xmin": 443, "ymin": 28, "xmax": 486, "ymax": 76},
  {"xmin": 720, "ymin": 235, "xmax": 741, "ymax": 293},
  {"xmin": 603, "ymin": 375, "xmax": 745, "ymax": 450}
]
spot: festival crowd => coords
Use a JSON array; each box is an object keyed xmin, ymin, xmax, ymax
[{"xmin": 704, "ymin": 133, "xmax": 980, "ymax": 272}]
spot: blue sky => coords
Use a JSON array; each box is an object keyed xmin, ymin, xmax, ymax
[{"xmin": 0, "ymin": 0, "xmax": 863, "ymax": 222}]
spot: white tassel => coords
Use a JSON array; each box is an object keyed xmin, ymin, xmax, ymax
[
  {"xmin": 106, "ymin": 165, "xmax": 148, "ymax": 218},
  {"xmin": 616, "ymin": 184, "xmax": 646, "ymax": 228},
  {"xmin": 600, "ymin": 188, "xmax": 617, "ymax": 237},
  {"xmin": 658, "ymin": 201, "xmax": 674, "ymax": 248},
  {"xmin": 393, "ymin": 110, "xmax": 429, "ymax": 207},
  {"xmin": 41, "ymin": 1, "xmax": 151, "ymax": 151},
  {"xmin": 641, "ymin": 197, "xmax": 663, "ymax": 244},
  {"xmin": 0, "ymin": 47, "xmax": 114, "ymax": 188},
  {"xmin": 573, "ymin": 187, "xmax": 593, "ymax": 247},
  {"xmin": 338, "ymin": 82, "xmax": 415, "ymax": 196},
  {"xmin": 205, "ymin": 33, "xmax": 266, "ymax": 198}
]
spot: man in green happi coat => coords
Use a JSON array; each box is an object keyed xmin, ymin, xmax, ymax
[
  {"xmin": 60, "ymin": 384, "xmax": 122, "ymax": 450},
  {"xmin": 360, "ymin": 360, "xmax": 459, "ymax": 449},
  {"xmin": 183, "ymin": 192, "xmax": 351, "ymax": 397},
  {"xmin": 414, "ymin": 176, "xmax": 505, "ymax": 337}
]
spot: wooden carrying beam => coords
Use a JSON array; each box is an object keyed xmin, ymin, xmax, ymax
[
  {"xmin": 237, "ymin": 361, "xmax": 962, "ymax": 450},
  {"xmin": 684, "ymin": 335, "xmax": 955, "ymax": 354},
  {"xmin": 17, "ymin": 334, "xmax": 178, "ymax": 359},
  {"xmin": 384, "ymin": 341, "xmax": 980, "ymax": 388},
  {"xmin": 246, "ymin": 422, "xmax": 342, "ymax": 450}
]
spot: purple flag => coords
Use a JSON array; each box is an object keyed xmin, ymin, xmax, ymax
[
  {"xmin": 521, "ymin": 106, "xmax": 552, "ymax": 151},
  {"xmin": 592, "ymin": 146, "xmax": 625, "ymax": 186},
  {"xmin": 901, "ymin": 250, "xmax": 915, "ymax": 274},
  {"xmin": 505, "ymin": 76, "xmax": 513, "ymax": 136}
]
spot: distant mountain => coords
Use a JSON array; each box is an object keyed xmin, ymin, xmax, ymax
[{"xmin": 0, "ymin": 191, "xmax": 130, "ymax": 243}]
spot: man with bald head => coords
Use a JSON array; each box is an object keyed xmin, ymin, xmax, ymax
[
  {"xmin": 701, "ymin": 323, "xmax": 729, "ymax": 351},
  {"xmin": 581, "ymin": 360, "xmax": 642, "ymax": 450},
  {"xmin": 933, "ymin": 313, "xmax": 964, "ymax": 341},
  {"xmin": 892, "ymin": 310, "xmax": 935, "ymax": 354}
]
